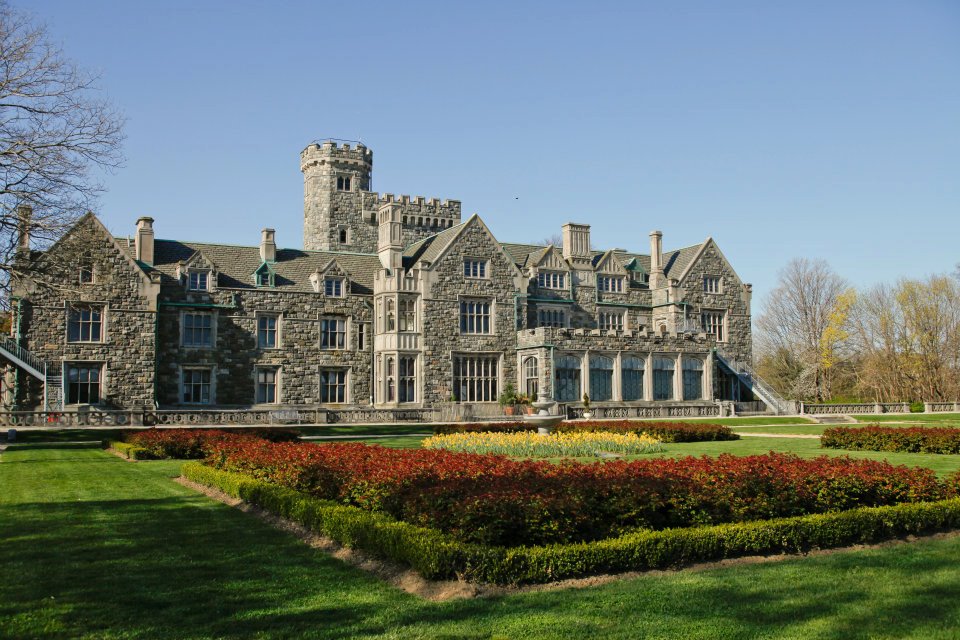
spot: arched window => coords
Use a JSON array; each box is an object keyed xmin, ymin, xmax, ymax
[
  {"xmin": 682, "ymin": 358, "xmax": 704, "ymax": 400},
  {"xmin": 589, "ymin": 354, "xmax": 614, "ymax": 402},
  {"xmin": 523, "ymin": 356, "xmax": 539, "ymax": 398},
  {"xmin": 653, "ymin": 356, "xmax": 675, "ymax": 401},
  {"xmin": 622, "ymin": 356, "xmax": 645, "ymax": 401},
  {"xmin": 555, "ymin": 355, "xmax": 581, "ymax": 402}
]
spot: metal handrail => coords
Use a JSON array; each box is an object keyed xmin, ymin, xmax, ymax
[{"xmin": 0, "ymin": 334, "xmax": 47, "ymax": 379}]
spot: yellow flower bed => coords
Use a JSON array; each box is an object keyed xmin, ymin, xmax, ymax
[{"xmin": 423, "ymin": 430, "xmax": 664, "ymax": 457}]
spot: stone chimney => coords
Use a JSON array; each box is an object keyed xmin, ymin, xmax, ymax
[
  {"xmin": 649, "ymin": 230, "xmax": 664, "ymax": 288},
  {"xmin": 377, "ymin": 202, "xmax": 403, "ymax": 270},
  {"xmin": 15, "ymin": 205, "xmax": 32, "ymax": 259},
  {"xmin": 561, "ymin": 223, "xmax": 591, "ymax": 261},
  {"xmin": 135, "ymin": 217, "xmax": 155, "ymax": 266},
  {"xmin": 260, "ymin": 228, "xmax": 276, "ymax": 263}
]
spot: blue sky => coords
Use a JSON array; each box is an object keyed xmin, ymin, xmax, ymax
[{"xmin": 26, "ymin": 0, "xmax": 960, "ymax": 299}]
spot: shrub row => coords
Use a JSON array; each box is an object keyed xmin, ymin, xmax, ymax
[
  {"xmin": 108, "ymin": 441, "xmax": 155, "ymax": 460},
  {"xmin": 123, "ymin": 428, "xmax": 299, "ymax": 460},
  {"xmin": 822, "ymin": 425, "xmax": 960, "ymax": 454},
  {"xmin": 182, "ymin": 462, "xmax": 960, "ymax": 585},
  {"xmin": 202, "ymin": 433, "xmax": 957, "ymax": 546},
  {"xmin": 433, "ymin": 420, "xmax": 738, "ymax": 442}
]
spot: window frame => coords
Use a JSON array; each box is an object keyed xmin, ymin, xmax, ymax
[
  {"xmin": 336, "ymin": 175, "xmax": 352, "ymax": 191},
  {"xmin": 180, "ymin": 366, "xmax": 214, "ymax": 405},
  {"xmin": 255, "ymin": 366, "xmax": 280, "ymax": 404},
  {"xmin": 187, "ymin": 270, "xmax": 210, "ymax": 292},
  {"xmin": 319, "ymin": 316, "xmax": 348, "ymax": 350},
  {"xmin": 181, "ymin": 311, "xmax": 215, "ymax": 349},
  {"xmin": 554, "ymin": 354, "xmax": 582, "ymax": 402},
  {"xmin": 452, "ymin": 353, "xmax": 500, "ymax": 403},
  {"xmin": 319, "ymin": 368, "xmax": 348, "ymax": 403},
  {"xmin": 703, "ymin": 275, "xmax": 722, "ymax": 294},
  {"xmin": 398, "ymin": 355, "xmax": 417, "ymax": 404},
  {"xmin": 324, "ymin": 277, "xmax": 345, "ymax": 297},
  {"xmin": 463, "ymin": 258, "xmax": 489, "ymax": 280},
  {"xmin": 700, "ymin": 310, "xmax": 726, "ymax": 342},
  {"xmin": 536, "ymin": 271, "xmax": 566, "ymax": 290},
  {"xmin": 64, "ymin": 361, "xmax": 104, "ymax": 405},
  {"xmin": 536, "ymin": 306, "xmax": 567, "ymax": 328},
  {"xmin": 459, "ymin": 298, "xmax": 493, "ymax": 335},
  {"xmin": 256, "ymin": 312, "xmax": 281, "ymax": 350},
  {"xmin": 66, "ymin": 303, "xmax": 106, "ymax": 344},
  {"xmin": 621, "ymin": 355, "xmax": 645, "ymax": 401},
  {"xmin": 597, "ymin": 309, "xmax": 625, "ymax": 331},
  {"xmin": 597, "ymin": 275, "xmax": 625, "ymax": 293}
]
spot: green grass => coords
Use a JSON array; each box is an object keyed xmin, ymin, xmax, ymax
[
  {"xmin": 3, "ymin": 444, "xmax": 960, "ymax": 638},
  {"xmin": 853, "ymin": 414, "xmax": 960, "ymax": 426},
  {"xmin": 632, "ymin": 416, "xmax": 817, "ymax": 426},
  {"xmin": 9, "ymin": 428, "xmax": 127, "ymax": 443},
  {"xmin": 733, "ymin": 424, "xmax": 828, "ymax": 435}
]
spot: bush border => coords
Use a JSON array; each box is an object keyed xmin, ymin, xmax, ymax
[
  {"xmin": 181, "ymin": 461, "xmax": 960, "ymax": 585},
  {"xmin": 108, "ymin": 441, "xmax": 156, "ymax": 460}
]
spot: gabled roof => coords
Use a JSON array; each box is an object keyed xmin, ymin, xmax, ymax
[
  {"xmin": 499, "ymin": 240, "xmax": 704, "ymax": 279},
  {"xmin": 402, "ymin": 220, "xmax": 469, "ymax": 266},
  {"xmin": 148, "ymin": 240, "xmax": 381, "ymax": 294}
]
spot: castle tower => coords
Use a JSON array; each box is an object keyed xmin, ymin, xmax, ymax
[{"xmin": 300, "ymin": 141, "xmax": 373, "ymax": 252}]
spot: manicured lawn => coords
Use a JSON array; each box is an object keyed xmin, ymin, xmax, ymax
[
  {"xmin": 853, "ymin": 413, "xmax": 960, "ymax": 425},
  {"xmin": 733, "ymin": 424, "xmax": 828, "ymax": 435},
  {"xmin": 632, "ymin": 416, "xmax": 817, "ymax": 426},
  {"xmin": 3, "ymin": 444, "xmax": 960, "ymax": 639}
]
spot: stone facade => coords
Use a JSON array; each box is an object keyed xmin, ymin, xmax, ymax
[{"xmin": 4, "ymin": 141, "xmax": 757, "ymax": 415}]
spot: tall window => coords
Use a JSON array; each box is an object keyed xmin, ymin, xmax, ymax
[
  {"xmin": 453, "ymin": 355, "xmax": 498, "ymax": 402},
  {"xmin": 67, "ymin": 305, "xmax": 103, "ymax": 342},
  {"xmin": 66, "ymin": 363, "xmax": 101, "ymax": 404},
  {"xmin": 386, "ymin": 357, "xmax": 396, "ymax": 402},
  {"xmin": 320, "ymin": 369, "xmax": 347, "ymax": 403},
  {"xmin": 257, "ymin": 315, "xmax": 278, "ymax": 349},
  {"xmin": 622, "ymin": 356, "xmax": 645, "ymax": 401},
  {"xmin": 336, "ymin": 176, "xmax": 351, "ymax": 191},
  {"xmin": 399, "ymin": 297, "xmax": 417, "ymax": 332},
  {"xmin": 460, "ymin": 300, "xmax": 491, "ymax": 334},
  {"xmin": 187, "ymin": 271, "xmax": 208, "ymax": 291},
  {"xmin": 357, "ymin": 323, "xmax": 367, "ymax": 350},
  {"xmin": 701, "ymin": 311, "xmax": 725, "ymax": 341},
  {"xmin": 386, "ymin": 299, "xmax": 396, "ymax": 331},
  {"xmin": 256, "ymin": 367, "xmax": 278, "ymax": 403},
  {"xmin": 182, "ymin": 368, "xmax": 212, "ymax": 404},
  {"xmin": 703, "ymin": 276, "xmax": 721, "ymax": 293},
  {"xmin": 320, "ymin": 317, "xmax": 347, "ymax": 350},
  {"xmin": 78, "ymin": 263, "xmax": 94, "ymax": 285},
  {"xmin": 463, "ymin": 259, "xmax": 488, "ymax": 279},
  {"xmin": 398, "ymin": 356, "xmax": 416, "ymax": 403},
  {"xmin": 555, "ymin": 355, "xmax": 581, "ymax": 402},
  {"xmin": 653, "ymin": 356, "xmax": 675, "ymax": 401},
  {"xmin": 523, "ymin": 356, "xmax": 539, "ymax": 398},
  {"xmin": 589, "ymin": 354, "xmax": 614, "ymax": 402},
  {"xmin": 182, "ymin": 313, "xmax": 213, "ymax": 348},
  {"xmin": 682, "ymin": 358, "xmax": 704, "ymax": 400},
  {"xmin": 324, "ymin": 278, "xmax": 343, "ymax": 297},
  {"xmin": 597, "ymin": 276, "xmax": 624, "ymax": 292},
  {"xmin": 537, "ymin": 308, "xmax": 566, "ymax": 328},
  {"xmin": 598, "ymin": 310, "xmax": 624, "ymax": 331},
  {"xmin": 537, "ymin": 271, "xmax": 565, "ymax": 289}
]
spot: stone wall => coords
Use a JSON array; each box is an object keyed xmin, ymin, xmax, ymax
[
  {"xmin": 156, "ymin": 286, "xmax": 372, "ymax": 407},
  {"xmin": 14, "ymin": 216, "xmax": 157, "ymax": 409},
  {"xmin": 419, "ymin": 219, "xmax": 522, "ymax": 406}
]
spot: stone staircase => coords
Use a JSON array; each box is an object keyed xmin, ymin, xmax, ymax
[
  {"xmin": 715, "ymin": 353, "xmax": 795, "ymax": 415},
  {"xmin": 0, "ymin": 335, "xmax": 63, "ymax": 410}
]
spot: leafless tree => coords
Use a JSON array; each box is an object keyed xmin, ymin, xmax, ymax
[
  {"xmin": 755, "ymin": 258, "xmax": 851, "ymax": 402},
  {"xmin": 0, "ymin": 1, "xmax": 124, "ymax": 294},
  {"xmin": 538, "ymin": 233, "xmax": 563, "ymax": 247}
]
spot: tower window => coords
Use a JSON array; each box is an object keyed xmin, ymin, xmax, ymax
[
  {"xmin": 338, "ymin": 228, "xmax": 349, "ymax": 244},
  {"xmin": 336, "ymin": 176, "xmax": 352, "ymax": 191}
]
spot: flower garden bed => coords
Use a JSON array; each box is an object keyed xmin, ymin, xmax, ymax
[
  {"xmin": 423, "ymin": 431, "xmax": 664, "ymax": 457},
  {"xmin": 433, "ymin": 420, "xmax": 739, "ymax": 442},
  {"xmin": 822, "ymin": 425, "xmax": 960, "ymax": 454}
]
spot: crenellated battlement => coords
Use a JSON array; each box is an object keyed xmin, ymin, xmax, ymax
[
  {"xmin": 300, "ymin": 140, "xmax": 373, "ymax": 171},
  {"xmin": 363, "ymin": 192, "xmax": 461, "ymax": 230}
]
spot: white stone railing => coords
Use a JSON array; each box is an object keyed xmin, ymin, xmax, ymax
[
  {"xmin": 0, "ymin": 410, "xmax": 142, "ymax": 427},
  {"xmin": 325, "ymin": 408, "xmax": 437, "ymax": 423},
  {"xmin": 800, "ymin": 403, "xmax": 911, "ymax": 415},
  {"xmin": 926, "ymin": 402, "xmax": 960, "ymax": 413},
  {"xmin": 564, "ymin": 403, "xmax": 721, "ymax": 420}
]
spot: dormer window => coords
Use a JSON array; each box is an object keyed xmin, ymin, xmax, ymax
[
  {"xmin": 254, "ymin": 262, "xmax": 275, "ymax": 288},
  {"xmin": 597, "ymin": 276, "xmax": 624, "ymax": 293},
  {"xmin": 537, "ymin": 271, "xmax": 565, "ymax": 289},
  {"xmin": 336, "ymin": 176, "xmax": 352, "ymax": 191},
  {"xmin": 187, "ymin": 271, "xmax": 209, "ymax": 291},
  {"xmin": 324, "ymin": 278, "xmax": 344, "ymax": 297}
]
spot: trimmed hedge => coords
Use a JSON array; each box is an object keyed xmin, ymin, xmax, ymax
[
  {"xmin": 823, "ymin": 425, "xmax": 960, "ymax": 454},
  {"xmin": 181, "ymin": 461, "xmax": 960, "ymax": 585},
  {"xmin": 434, "ymin": 420, "xmax": 738, "ymax": 442},
  {"xmin": 108, "ymin": 441, "xmax": 155, "ymax": 460}
]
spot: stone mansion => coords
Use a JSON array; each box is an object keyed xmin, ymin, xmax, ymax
[{"xmin": 2, "ymin": 141, "xmax": 783, "ymax": 418}]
